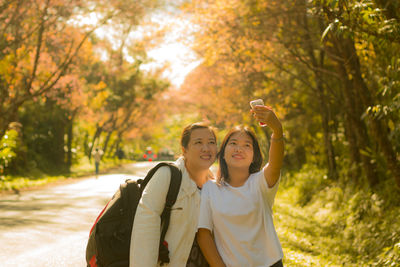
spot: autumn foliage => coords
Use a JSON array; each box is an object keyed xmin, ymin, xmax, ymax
[
  {"xmin": 0, "ymin": 0, "xmax": 169, "ymax": 173},
  {"xmin": 180, "ymin": 0, "xmax": 400, "ymax": 188}
]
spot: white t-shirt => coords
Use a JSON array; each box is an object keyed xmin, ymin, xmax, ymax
[{"xmin": 198, "ymin": 169, "xmax": 283, "ymax": 267}]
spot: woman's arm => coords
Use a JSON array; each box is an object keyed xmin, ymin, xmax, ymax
[
  {"xmin": 252, "ymin": 105, "xmax": 284, "ymax": 187},
  {"xmin": 129, "ymin": 167, "xmax": 171, "ymax": 267},
  {"xmin": 197, "ymin": 228, "xmax": 226, "ymax": 267}
]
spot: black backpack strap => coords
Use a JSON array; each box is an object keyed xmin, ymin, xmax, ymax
[
  {"xmin": 158, "ymin": 163, "xmax": 182, "ymax": 264},
  {"xmin": 136, "ymin": 162, "xmax": 182, "ymax": 264},
  {"xmin": 138, "ymin": 163, "xmax": 169, "ymax": 189}
]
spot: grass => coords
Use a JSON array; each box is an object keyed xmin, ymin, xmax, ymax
[
  {"xmin": 275, "ymin": 170, "xmax": 400, "ymax": 266},
  {"xmin": 275, "ymin": 188, "xmax": 358, "ymax": 266},
  {"xmin": 0, "ymin": 157, "xmax": 133, "ymax": 193}
]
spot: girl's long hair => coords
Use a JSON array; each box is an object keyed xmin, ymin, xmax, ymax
[{"xmin": 217, "ymin": 125, "xmax": 263, "ymax": 185}]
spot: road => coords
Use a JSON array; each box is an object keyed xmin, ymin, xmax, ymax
[{"xmin": 0, "ymin": 161, "xmax": 159, "ymax": 267}]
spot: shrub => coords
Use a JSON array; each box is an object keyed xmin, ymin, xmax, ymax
[
  {"xmin": 0, "ymin": 129, "xmax": 19, "ymax": 175},
  {"xmin": 284, "ymin": 164, "xmax": 330, "ymax": 206}
]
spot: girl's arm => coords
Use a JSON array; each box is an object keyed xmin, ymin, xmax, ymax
[
  {"xmin": 252, "ymin": 105, "xmax": 284, "ymax": 188},
  {"xmin": 197, "ymin": 228, "xmax": 226, "ymax": 267}
]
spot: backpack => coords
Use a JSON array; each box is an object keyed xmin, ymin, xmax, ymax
[{"xmin": 86, "ymin": 162, "xmax": 182, "ymax": 267}]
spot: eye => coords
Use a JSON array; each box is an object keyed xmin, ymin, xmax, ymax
[{"xmin": 209, "ymin": 141, "xmax": 216, "ymax": 145}]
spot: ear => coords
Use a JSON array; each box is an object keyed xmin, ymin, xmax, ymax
[{"xmin": 182, "ymin": 146, "xmax": 187, "ymax": 156}]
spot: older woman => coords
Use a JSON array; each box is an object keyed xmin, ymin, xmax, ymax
[{"xmin": 130, "ymin": 122, "xmax": 217, "ymax": 267}]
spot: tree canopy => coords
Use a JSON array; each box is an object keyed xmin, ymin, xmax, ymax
[{"xmin": 180, "ymin": 0, "xmax": 400, "ymax": 188}]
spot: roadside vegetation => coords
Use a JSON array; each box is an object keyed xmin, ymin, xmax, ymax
[
  {"xmin": 276, "ymin": 166, "xmax": 400, "ymax": 266},
  {"xmin": 0, "ymin": 156, "xmax": 131, "ymax": 193}
]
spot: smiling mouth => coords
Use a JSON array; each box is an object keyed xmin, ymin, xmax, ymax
[
  {"xmin": 200, "ymin": 155, "xmax": 212, "ymax": 160},
  {"xmin": 232, "ymin": 154, "xmax": 244, "ymax": 159}
]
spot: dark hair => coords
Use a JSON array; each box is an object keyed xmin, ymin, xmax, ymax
[
  {"xmin": 217, "ymin": 125, "xmax": 263, "ymax": 185},
  {"xmin": 181, "ymin": 122, "xmax": 216, "ymax": 149}
]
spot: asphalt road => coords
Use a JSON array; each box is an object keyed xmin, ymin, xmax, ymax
[{"xmin": 0, "ymin": 161, "xmax": 158, "ymax": 267}]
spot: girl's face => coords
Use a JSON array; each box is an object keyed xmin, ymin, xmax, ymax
[
  {"xmin": 183, "ymin": 128, "xmax": 217, "ymax": 170},
  {"xmin": 224, "ymin": 131, "xmax": 254, "ymax": 169}
]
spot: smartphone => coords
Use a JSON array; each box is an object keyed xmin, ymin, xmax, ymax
[
  {"xmin": 250, "ymin": 99, "xmax": 264, "ymax": 109},
  {"xmin": 250, "ymin": 99, "xmax": 266, "ymax": 126}
]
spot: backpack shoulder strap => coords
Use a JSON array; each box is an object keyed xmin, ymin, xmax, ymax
[
  {"xmin": 134, "ymin": 162, "xmax": 182, "ymax": 264},
  {"xmin": 139, "ymin": 162, "xmax": 182, "ymax": 233},
  {"xmin": 138, "ymin": 162, "xmax": 178, "ymax": 190},
  {"xmin": 158, "ymin": 163, "xmax": 182, "ymax": 264},
  {"xmin": 163, "ymin": 163, "xmax": 182, "ymax": 210}
]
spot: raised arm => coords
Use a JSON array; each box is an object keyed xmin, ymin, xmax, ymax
[{"xmin": 252, "ymin": 105, "xmax": 284, "ymax": 188}]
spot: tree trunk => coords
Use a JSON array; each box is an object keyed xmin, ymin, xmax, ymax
[
  {"xmin": 88, "ymin": 125, "xmax": 102, "ymax": 160},
  {"xmin": 342, "ymin": 112, "xmax": 362, "ymax": 181},
  {"xmin": 102, "ymin": 131, "xmax": 113, "ymax": 156},
  {"xmin": 342, "ymin": 38, "xmax": 400, "ymax": 187},
  {"xmin": 111, "ymin": 132, "xmax": 124, "ymax": 158},
  {"xmin": 54, "ymin": 116, "xmax": 66, "ymax": 172},
  {"xmin": 315, "ymin": 78, "xmax": 338, "ymax": 180},
  {"xmin": 66, "ymin": 110, "xmax": 77, "ymax": 172},
  {"xmin": 328, "ymin": 36, "xmax": 379, "ymax": 187},
  {"xmin": 83, "ymin": 132, "xmax": 89, "ymax": 157},
  {"xmin": 66, "ymin": 117, "xmax": 73, "ymax": 172},
  {"xmin": 299, "ymin": 1, "xmax": 338, "ymax": 179},
  {"xmin": 108, "ymin": 139, "xmax": 117, "ymax": 158}
]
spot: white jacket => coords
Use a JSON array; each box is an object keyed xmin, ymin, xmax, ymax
[{"xmin": 130, "ymin": 157, "xmax": 202, "ymax": 267}]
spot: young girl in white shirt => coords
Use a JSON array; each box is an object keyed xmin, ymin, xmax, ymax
[{"xmin": 197, "ymin": 104, "xmax": 285, "ymax": 267}]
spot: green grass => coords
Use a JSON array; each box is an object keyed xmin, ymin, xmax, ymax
[
  {"xmin": 0, "ymin": 175, "xmax": 67, "ymax": 192},
  {"xmin": 69, "ymin": 156, "xmax": 131, "ymax": 176},
  {"xmin": 275, "ymin": 189, "xmax": 358, "ymax": 266},
  {"xmin": 0, "ymin": 157, "xmax": 134, "ymax": 193},
  {"xmin": 274, "ymin": 170, "xmax": 400, "ymax": 266}
]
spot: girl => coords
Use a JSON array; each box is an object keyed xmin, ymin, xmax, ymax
[{"xmin": 197, "ymin": 104, "xmax": 284, "ymax": 267}]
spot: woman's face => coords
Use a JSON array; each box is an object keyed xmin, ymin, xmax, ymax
[
  {"xmin": 224, "ymin": 131, "xmax": 254, "ymax": 169},
  {"xmin": 183, "ymin": 128, "xmax": 217, "ymax": 170}
]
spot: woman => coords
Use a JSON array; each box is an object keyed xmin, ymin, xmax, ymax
[
  {"xmin": 130, "ymin": 122, "xmax": 217, "ymax": 266},
  {"xmin": 197, "ymin": 104, "xmax": 285, "ymax": 267}
]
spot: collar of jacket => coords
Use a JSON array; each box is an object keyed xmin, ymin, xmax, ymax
[{"xmin": 174, "ymin": 157, "xmax": 200, "ymax": 200}]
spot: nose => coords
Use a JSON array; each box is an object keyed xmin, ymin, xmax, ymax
[
  {"xmin": 201, "ymin": 143, "xmax": 210, "ymax": 152},
  {"xmin": 234, "ymin": 145, "xmax": 243, "ymax": 152}
]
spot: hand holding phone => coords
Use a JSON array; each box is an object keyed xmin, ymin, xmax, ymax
[
  {"xmin": 250, "ymin": 99, "xmax": 264, "ymax": 109},
  {"xmin": 250, "ymin": 99, "xmax": 266, "ymax": 126}
]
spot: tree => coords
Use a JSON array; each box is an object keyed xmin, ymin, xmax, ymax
[
  {"xmin": 1, "ymin": 0, "xmax": 169, "ymax": 173},
  {"xmin": 183, "ymin": 0, "xmax": 400, "ymax": 188},
  {"xmin": 0, "ymin": 0, "xmax": 162, "ymax": 139},
  {"xmin": 319, "ymin": 0, "xmax": 400, "ymax": 186}
]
